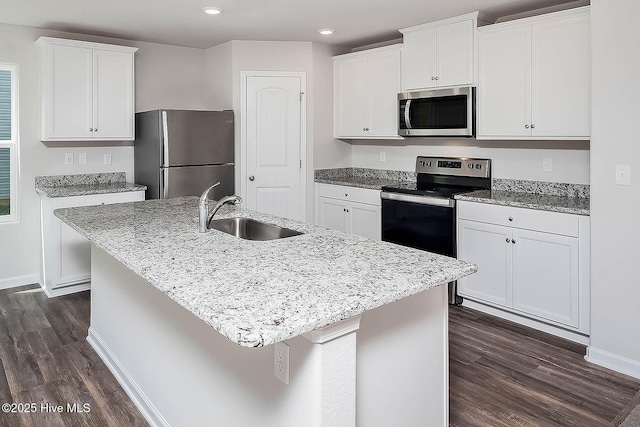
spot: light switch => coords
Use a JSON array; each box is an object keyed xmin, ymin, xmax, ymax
[{"xmin": 615, "ymin": 165, "xmax": 631, "ymax": 186}]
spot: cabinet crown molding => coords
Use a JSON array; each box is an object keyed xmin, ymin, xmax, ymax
[
  {"xmin": 399, "ymin": 11, "xmax": 496, "ymax": 34},
  {"xmin": 333, "ymin": 43, "xmax": 402, "ymax": 61},
  {"xmin": 35, "ymin": 36, "xmax": 138, "ymax": 53},
  {"xmin": 478, "ymin": 5, "xmax": 590, "ymax": 33}
]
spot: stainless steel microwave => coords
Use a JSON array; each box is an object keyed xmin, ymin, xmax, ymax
[{"xmin": 398, "ymin": 86, "xmax": 475, "ymax": 137}]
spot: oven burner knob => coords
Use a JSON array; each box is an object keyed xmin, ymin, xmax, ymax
[
  {"xmin": 475, "ymin": 164, "xmax": 482, "ymax": 169},
  {"xmin": 467, "ymin": 164, "xmax": 473, "ymax": 169}
]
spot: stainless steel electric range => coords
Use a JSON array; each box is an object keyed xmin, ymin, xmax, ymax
[{"xmin": 381, "ymin": 156, "xmax": 491, "ymax": 304}]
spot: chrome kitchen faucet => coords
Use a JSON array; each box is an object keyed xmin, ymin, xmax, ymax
[{"xmin": 198, "ymin": 183, "xmax": 242, "ymax": 233}]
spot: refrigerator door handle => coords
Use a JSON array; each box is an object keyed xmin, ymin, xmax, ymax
[
  {"xmin": 160, "ymin": 168, "xmax": 169, "ymax": 199},
  {"xmin": 162, "ymin": 110, "xmax": 170, "ymax": 167}
]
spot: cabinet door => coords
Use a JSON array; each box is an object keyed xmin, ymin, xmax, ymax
[
  {"xmin": 348, "ymin": 202, "xmax": 381, "ymax": 240},
  {"xmin": 317, "ymin": 196, "xmax": 348, "ymax": 233},
  {"xmin": 334, "ymin": 56, "xmax": 368, "ymax": 137},
  {"xmin": 367, "ymin": 49, "xmax": 402, "ymax": 137},
  {"xmin": 457, "ymin": 220, "xmax": 512, "ymax": 307},
  {"xmin": 93, "ymin": 50, "xmax": 135, "ymax": 140},
  {"xmin": 402, "ymin": 28, "xmax": 437, "ymax": 90},
  {"xmin": 511, "ymin": 229, "xmax": 579, "ymax": 328},
  {"xmin": 478, "ymin": 26, "xmax": 532, "ymax": 138},
  {"xmin": 53, "ymin": 219, "xmax": 91, "ymax": 288},
  {"xmin": 531, "ymin": 15, "xmax": 590, "ymax": 138},
  {"xmin": 45, "ymin": 45, "xmax": 93, "ymax": 139},
  {"xmin": 436, "ymin": 20, "xmax": 474, "ymax": 88}
]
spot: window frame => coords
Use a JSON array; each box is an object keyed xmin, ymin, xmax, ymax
[{"xmin": 0, "ymin": 63, "xmax": 18, "ymax": 224}]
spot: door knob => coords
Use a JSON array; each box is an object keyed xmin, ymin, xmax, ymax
[{"xmin": 249, "ymin": 175, "xmax": 255, "ymax": 181}]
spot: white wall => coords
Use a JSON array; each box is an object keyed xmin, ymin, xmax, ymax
[
  {"xmin": 0, "ymin": 23, "xmax": 208, "ymax": 285},
  {"xmin": 587, "ymin": 0, "xmax": 640, "ymax": 378},
  {"xmin": 312, "ymin": 43, "xmax": 352, "ymax": 170},
  {"xmin": 350, "ymin": 139, "xmax": 590, "ymax": 184},
  {"xmin": 204, "ymin": 42, "xmax": 233, "ymax": 110}
]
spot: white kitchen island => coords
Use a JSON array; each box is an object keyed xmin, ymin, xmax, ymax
[{"xmin": 55, "ymin": 197, "xmax": 477, "ymax": 427}]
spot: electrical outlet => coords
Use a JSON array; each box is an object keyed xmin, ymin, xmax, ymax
[
  {"xmin": 78, "ymin": 153, "xmax": 87, "ymax": 165},
  {"xmin": 380, "ymin": 151, "xmax": 386, "ymax": 162},
  {"xmin": 542, "ymin": 158, "xmax": 552, "ymax": 172},
  {"xmin": 64, "ymin": 153, "xmax": 73, "ymax": 165},
  {"xmin": 274, "ymin": 342, "xmax": 289, "ymax": 385},
  {"xmin": 615, "ymin": 165, "xmax": 631, "ymax": 186},
  {"xmin": 103, "ymin": 154, "xmax": 112, "ymax": 165}
]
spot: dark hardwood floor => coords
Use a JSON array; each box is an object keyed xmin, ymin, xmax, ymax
[
  {"xmin": 449, "ymin": 305, "xmax": 640, "ymax": 427},
  {"xmin": 0, "ymin": 285, "xmax": 147, "ymax": 427},
  {"xmin": 1, "ymin": 284, "xmax": 639, "ymax": 426}
]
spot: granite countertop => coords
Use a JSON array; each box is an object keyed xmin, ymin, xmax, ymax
[
  {"xmin": 54, "ymin": 197, "xmax": 476, "ymax": 348},
  {"xmin": 455, "ymin": 190, "xmax": 590, "ymax": 216},
  {"xmin": 35, "ymin": 172, "xmax": 147, "ymax": 198},
  {"xmin": 314, "ymin": 167, "xmax": 416, "ymax": 190}
]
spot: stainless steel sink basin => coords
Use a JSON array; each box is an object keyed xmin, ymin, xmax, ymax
[{"xmin": 208, "ymin": 217, "xmax": 303, "ymax": 241}]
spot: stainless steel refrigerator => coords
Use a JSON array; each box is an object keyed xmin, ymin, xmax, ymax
[{"xmin": 134, "ymin": 110, "xmax": 234, "ymax": 200}]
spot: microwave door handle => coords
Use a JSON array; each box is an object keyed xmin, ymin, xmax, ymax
[{"xmin": 404, "ymin": 99, "xmax": 412, "ymax": 129}]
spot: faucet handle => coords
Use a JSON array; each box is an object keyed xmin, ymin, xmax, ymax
[{"xmin": 200, "ymin": 182, "xmax": 221, "ymax": 203}]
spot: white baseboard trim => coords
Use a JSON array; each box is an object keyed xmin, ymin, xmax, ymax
[
  {"xmin": 461, "ymin": 299, "xmax": 590, "ymax": 345},
  {"xmin": 585, "ymin": 346, "xmax": 640, "ymax": 380},
  {"xmin": 0, "ymin": 274, "xmax": 39, "ymax": 290},
  {"xmin": 87, "ymin": 327, "xmax": 169, "ymax": 427},
  {"xmin": 43, "ymin": 282, "xmax": 91, "ymax": 298}
]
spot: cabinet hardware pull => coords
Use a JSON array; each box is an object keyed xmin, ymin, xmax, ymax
[
  {"xmin": 531, "ymin": 124, "xmax": 535, "ymax": 129},
  {"xmin": 508, "ymin": 217, "xmax": 513, "ymax": 221},
  {"xmin": 435, "ymin": 76, "xmax": 439, "ymax": 80},
  {"xmin": 512, "ymin": 239, "xmax": 516, "ymax": 244},
  {"xmin": 94, "ymin": 128, "xmax": 97, "ymax": 132},
  {"xmin": 525, "ymin": 124, "xmax": 530, "ymax": 129},
  {"xmin": 506, "ymin": 238, "xmax": 511, "ymax": 243},
  {"xmin": 431, "ymin": 77, "xmax": 435, "ymax": 80},
  {"xmin": 90, "ymin": 128, "xmax": 93, "ymax": 132},
  {"xmin": 345, "ymin": 193, "xmax": 348, "ymax": 197}
]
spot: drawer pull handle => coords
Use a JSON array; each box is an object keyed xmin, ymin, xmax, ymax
[{"xmin": 508, "ymin": 217, "xmax": 513, "ymax": 222}]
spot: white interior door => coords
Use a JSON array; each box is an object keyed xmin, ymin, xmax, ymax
[{"xmin": 245, "ymin": 74, "xmax": 304, "ymax": 221}]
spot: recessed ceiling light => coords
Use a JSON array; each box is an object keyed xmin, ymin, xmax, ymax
[
  {"xmin": 318, "ymin": 29, "xmax": 335, "ymax": 35},
  {"xmin": 203, "ymin": 7, "xmax": 223, "ymax": 15}
]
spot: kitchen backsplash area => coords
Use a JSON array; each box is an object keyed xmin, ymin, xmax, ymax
[{"xmin": 316, "ymin": 167, "xmax": 590, "ymax": 199}]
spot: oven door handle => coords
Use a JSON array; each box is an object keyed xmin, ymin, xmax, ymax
[{"xmin": 381, "ymin": 191, "xmax": 455, "ymax": 208}]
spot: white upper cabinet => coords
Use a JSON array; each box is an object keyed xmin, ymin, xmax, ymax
[
  {"xmin": 477, "ymin": 7, "xmax": 590, "ymax": 140},
  {"xmin": 400, "ymin": 13, "xmax": 491, "ymax": 91},
  {"xmin": 334, "ymin": 44, "xmax": 402, "ymax": 139},
  {"xmin": 37, "ymin": 37, "xmax": 138, "ymax": 142}
]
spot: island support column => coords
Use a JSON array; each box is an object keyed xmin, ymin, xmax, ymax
[{"xmin": 303, "ymin": 316, "xmax": 362, "ymax": 427}]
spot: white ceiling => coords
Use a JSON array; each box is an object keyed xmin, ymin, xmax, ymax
[{"xmin": 0, "ymin": 0, "xmax": 581, "ymax": 49}]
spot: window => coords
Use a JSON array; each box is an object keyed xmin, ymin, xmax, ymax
[{"xmin": 0, "ymin": 64, "xmax": 17, "ymax": 223}]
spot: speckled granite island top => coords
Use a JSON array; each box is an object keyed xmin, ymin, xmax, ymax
[
  {"xmin": 54, "ymin": 197, "xmax": 476, "ymax": 348},
  {"xmin": 35, "ymin": 172, "xmax": 146, "ymax": 198},
  {"xmin": 456, "ymin": 190, "xmax": 590, "ymax": 216}
]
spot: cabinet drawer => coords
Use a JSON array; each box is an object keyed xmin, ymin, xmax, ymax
[
  {"xmin": 457, "ymin": 201, "xmax": 579, "ymax": 237},
  {"xmin": 315, "ymin": 183, "xmax": 381, "ymax": 206}
]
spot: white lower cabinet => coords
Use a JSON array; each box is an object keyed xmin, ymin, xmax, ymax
[
  {"xmin": 315, "ymin": 183, "xmax": 380, "ymax": 240},
  {"xmin": 457, "ymin": 201, "xmax": 590, "ymax": 338},
  {"xmin": 39, "ymin": 191, "xmax": 144, "ymax": 297}
]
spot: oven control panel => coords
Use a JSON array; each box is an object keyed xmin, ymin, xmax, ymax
[{"xmin": 416, "ymin": 156, "xmax": 491, "ymax": 178}]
